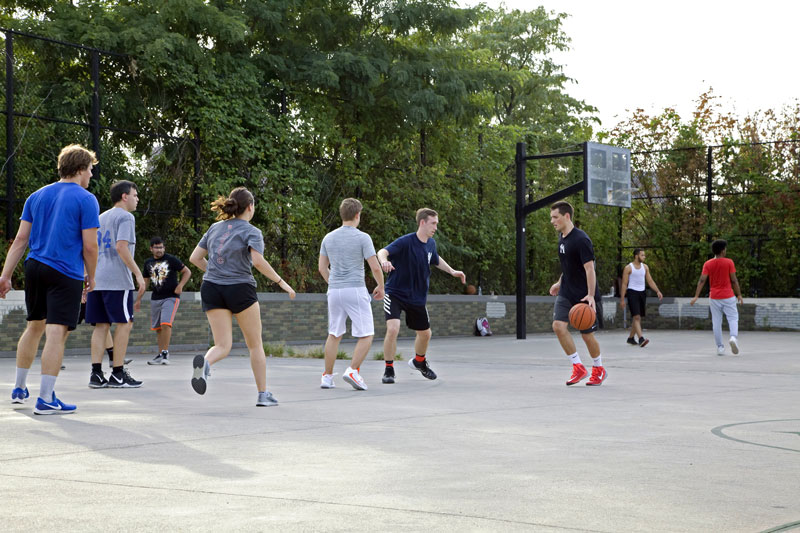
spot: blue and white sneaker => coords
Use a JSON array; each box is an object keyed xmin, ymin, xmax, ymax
[
  {"xmin": 33, "ymin": 394, "xmax": 77, "ymax": 415},
  {"xmin": 191, "ymin": 355, "xmax": 210, "ymax": 395},
  {"xmin": 11, "ymin": 387, "xmax": 30, "ymax": 404}
]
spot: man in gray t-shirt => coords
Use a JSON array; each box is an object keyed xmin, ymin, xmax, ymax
[
  {"xmin": 85, "ymin": 181, "xmax": 146, "ymax": 389},
  {"xmin": 317, "ymin": 198, "xmax": 384, "ymax": 391}
]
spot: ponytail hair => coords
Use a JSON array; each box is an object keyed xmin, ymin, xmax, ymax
[{"xmin": 210, "ymin": 187, "xmax": 254, "ymax": 220}]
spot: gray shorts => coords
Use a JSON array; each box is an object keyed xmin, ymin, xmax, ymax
[
  {"xmin": 151, "ymin": 297, "xmax": 180, "ymax": 330},
  {"xmin": 553, "ymin": 295, "xmax": 599, "ymax": 334}
]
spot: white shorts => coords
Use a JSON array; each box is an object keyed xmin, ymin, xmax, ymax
[{"xmin": 327, "ymin": 287, "xmax": 375, "ymax": 338}]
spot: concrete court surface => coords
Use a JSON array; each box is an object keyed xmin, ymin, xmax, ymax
[{"xmin": 0, "ymin": 329, "xmax": 798, "ymax": 532}]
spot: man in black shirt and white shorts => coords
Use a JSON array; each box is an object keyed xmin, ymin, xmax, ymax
[{"xmin": 548, "ymin": 201, "xmax": 607, "ymax": 386}]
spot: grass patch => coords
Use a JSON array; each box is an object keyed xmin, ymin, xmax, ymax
[
  {"xmin": 373, "ymin": 351, "xmax": 403, "ymax": 361},
  {"xmin": 265, "ymin": 343, "xmax": 347, "ymax": 359},
  {"xmin": 263, "ymin": 341, "xmax": 286, "ymax": 357}
]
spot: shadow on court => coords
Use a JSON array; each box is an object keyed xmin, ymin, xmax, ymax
[{"xmin": 1, "ymin": 329, "xmax": 798, "ymax": 532}]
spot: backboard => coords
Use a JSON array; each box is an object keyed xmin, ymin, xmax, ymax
[{"xmin": 583, "ymin": 142, "xmax": 632, "ymax": 208}]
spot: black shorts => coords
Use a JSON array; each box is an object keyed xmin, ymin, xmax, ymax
[
  {"xmin": 383, "ymin": 293, "xmax": 430, "ymax": 331},
  {"xmin": 24, "ymin": 258, "xmax": 83, "ymax": 331},
  {"xmin": 553, "ymin": 295, "xmax": 600, "ymax": 334},
  {"xmin": 201, "ymin": 281, "xmax": 258, "ymax": 314},
  {"xmin": 626, "ymin": 289, "xmax": 647, "ymax": 317}
]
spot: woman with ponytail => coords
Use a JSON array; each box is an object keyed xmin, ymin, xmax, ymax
[{"xmin": 189, "ymin": 187, "xmax": 295, "ymax": 406}]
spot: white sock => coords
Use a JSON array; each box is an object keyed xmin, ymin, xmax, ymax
[
  {"xmin": 592, "ymin": 355, "xmax": 603, "ymax": 367},
  {"xmin": 568, "ymin": 352, "xmax": 582, "ymax": 365},
  {"xmin": 39, "ymin": 374, "xmax": 57, "ymax": 402},
  {"xmin": 15, "ymin": 367, "xmax": 29, "ymax": 389}
]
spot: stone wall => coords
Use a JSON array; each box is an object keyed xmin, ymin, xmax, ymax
[{"xmin": 1, "ymin": 291, "xmax": 798, "ymax": 356}]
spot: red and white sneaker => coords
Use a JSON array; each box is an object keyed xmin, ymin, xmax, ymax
[
  {"xmin": 566, "ymin": 363, "xmax": 588, "ymax": 386},
  {"xmin": 586, "ymin": 366, "xmax": 607, "ymax": 386}
]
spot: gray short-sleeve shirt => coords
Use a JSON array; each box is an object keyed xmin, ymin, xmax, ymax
[
  {"xmin": 319, "ymin": 225, "xmax": 376, "ymax": 289},
  {"xmin": 198, "ymin": 218, "xmax": 265, "ymax": 286},
  {"xmin": 95, "ymin": 207, "xmax": 136, "ymax": 290}
]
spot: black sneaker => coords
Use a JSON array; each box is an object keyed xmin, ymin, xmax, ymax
[
  {"xmin": 89, "ymin": 371, "xmax": 108, "ymax": 389},
  {"xmin": 408, "ymin": 358, "xmax": 437, "ymax": 380},
  {"xmin": 638, "ymin": 337, "xmax": 650, "ymax": 347},
  {"xmin": 626, "ymin": 337, "xmax": 638, "ymax": 346},
  {"xmin": 382, "ymin": 365, "xmax": 395, "ymax": 384},
  {"xmin": 107, "ymin": 369, "xmax": 142, "ymax": 388}
]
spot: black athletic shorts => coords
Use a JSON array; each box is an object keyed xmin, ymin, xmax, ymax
[
  {"xmin": 553, "ymin": 294, "xmax": 600, "ymax": 334},
  {"xmin": 383, "ymin": 293, "xmax": 430, "ymax": 331},
  {"xmin": 24, "ymin": 258, "xmax": 83, "ymax": 331},
  {"xmin": 201, "ymin": 280, "xmax": 258, "ymax": 314},
  {"xmin": 626, "ymin": 289, "xmax": 647, "ymax": 317}
]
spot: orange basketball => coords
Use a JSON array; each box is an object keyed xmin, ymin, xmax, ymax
[{"xmin": 568, "ymin": 303, "xmax": 596, "ymax": 330}]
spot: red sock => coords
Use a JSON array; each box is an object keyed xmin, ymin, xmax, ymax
[
  {"xmin": 385, "ymin": 360, "xmax": 393, "ymax": 367},
  {"xmin": 415, "ymin": 354, "xmax": 425, "ymax": 363}
]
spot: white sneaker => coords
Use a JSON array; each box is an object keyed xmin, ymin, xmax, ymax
[
  {"xmin": 320, "ymin": 373, "xmax": 336, "ymax": 389},
  {"xmin": 729, "ymin": 337, "xmax": 739, "ymax": 354},
  {"xmin": 716, "ymin": 346, "xmax": 725, "ymax": 356},
  {"xmin": 342, "ymin": 367, "xmax": 368, "ymax": 391}
]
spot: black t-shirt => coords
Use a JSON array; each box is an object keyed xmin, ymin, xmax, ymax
[
  {"xmin": 557, "ymin": 227, "xmax": 600, "ymax": 304},
  {"xmin": 143, "ymin": 253, "xmax": 185, "ymax": 300}
]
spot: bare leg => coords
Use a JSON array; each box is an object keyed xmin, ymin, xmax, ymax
[
  {"xmin": 383, "ymin": 319, "xmax": 400, "ymax": 361},
  {"xmin": 323, "ymin": 334, "xmax": 343, "ymax": 374},
  {"xmin": 41, "ymin": 324, "xmax": 69, "ymax": 376},
  {"xmin": 111, "ymin": 321, "xmax": 133, "ymax": 367},
  {"xmin": 16, "ymin": 320, "xmax": 46, "ymax": 370},
  {"xmin": 105, "ymin": 329, "xmax": 113, "ymax": 350},
  {"xmin": 581, "ymin": 332, "xmax": 601, "ymax": 359},
  {"xmin": 351, "ymin": 335, "xmax": 373, "ymax": 369},
  {"xmin": 414, "ymin": 328, "xmax": 432, "ymax": 356},
  {"xmin": 157, "ymin": 325, "xmax": 172, "ymax": 352},
  {"xmin": 552, "ymin": 321, "xmax": 577, "ymax": 355},
  {"xmin": 91, "ymin": 323, "xmax": 111, "ymax": 364},
  {"xmin": 234, "ymin": 303, "xmax": 267, "ymax": 392},
  {"xmin": 205, "ymin": 309, "xmax": 233, "ymax": 365}
]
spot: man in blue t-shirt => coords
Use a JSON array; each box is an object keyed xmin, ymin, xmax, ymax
[
  {"xmin": 0, "ymin": 144, "xmax": 100, "ymax": 414},
  {"xmin": 377, "ymin": 208, "xmax": 466, "ymax": 384},
  {"xmin": 548, "ymin": 201, "xmax": 606, "ymax": 387}
]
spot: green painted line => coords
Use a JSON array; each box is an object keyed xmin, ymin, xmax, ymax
[{"xmin": 760, "ymin": 520, "xmax": 800, "ymax": 532}]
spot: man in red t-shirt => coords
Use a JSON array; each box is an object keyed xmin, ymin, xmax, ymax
[{"xmin": 690, "ymin": 239, "xmax": 744, "ymax": 355}]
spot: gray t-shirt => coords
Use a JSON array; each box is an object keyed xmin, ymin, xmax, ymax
[
  {"xmin": 198, "ymin": 218, "xmax": 265, "ymax": 286},
  {"xmin": 319, "ymin": 225, "xmax": 376, "ymax": 289},
  {"xmin": 95, "ymin": 207, "xmax": 136, "ymax": 290}
]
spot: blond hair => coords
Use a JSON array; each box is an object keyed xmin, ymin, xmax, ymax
[{"xmin": 58, "ymin": 144, "xmax": 98, "ymax": 179}]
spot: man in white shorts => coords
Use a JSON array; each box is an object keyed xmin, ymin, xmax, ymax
[{"xmin": 318, "ymin": 198, "xmax": 384, "ymax": 390}]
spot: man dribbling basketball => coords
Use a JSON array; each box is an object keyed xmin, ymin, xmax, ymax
[{"xmin": 548, "ymin": 201, "xmax": 607, "ymax": 386}]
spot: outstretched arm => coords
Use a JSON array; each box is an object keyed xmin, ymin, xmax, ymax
[
  {"xmin": 730, "ymin": 272, "xmax": 743, "ymax": 304},
  {"xmin": 644, "ymin": 265, "xmax": 663, "ymax": 300},
  {"xmin": 581, "ymin": 260, "xmax": 597, "ymax": 311},
  {"xmin": 549, "ymin": 274, "xmax": 562, "ymax": 296},
  {"xmin": 175, "ymin": 266, "xmax": 191, "ymax": 295},
  {"xmin": 435, "ymin": 257, "xmax": 466, "ymax": 284},
  {"xmin": 0, "ymin": 221, "xmax": 32, "ymax": 298},
  {"xmin": 690, "ymin": 274, "xmax": 708, "ymax": 305},
  {"xmin": 318, "ymin": 254, "xmax": 330, "ymax": 284},
  {"xmin": 117, "ymin": 239, "xmax": 146, "ymax": 310},
  {"xmin": 189, "ymin": 246, "xmax": 208, "ymax": 272},
  {"xmin": 619, "ymin": 264, "xmax": 631, "ymax": 307},
  {"xmin": 366, "ymin": 255, "xmax": 385, "ymax": 300},
  {"xmin": 251, "ymin": 249, "xmax": 295, "ymax": 299},
  {"xmin": 377, "ymin": 248, "xmax": 394, "ymax": 273}
]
